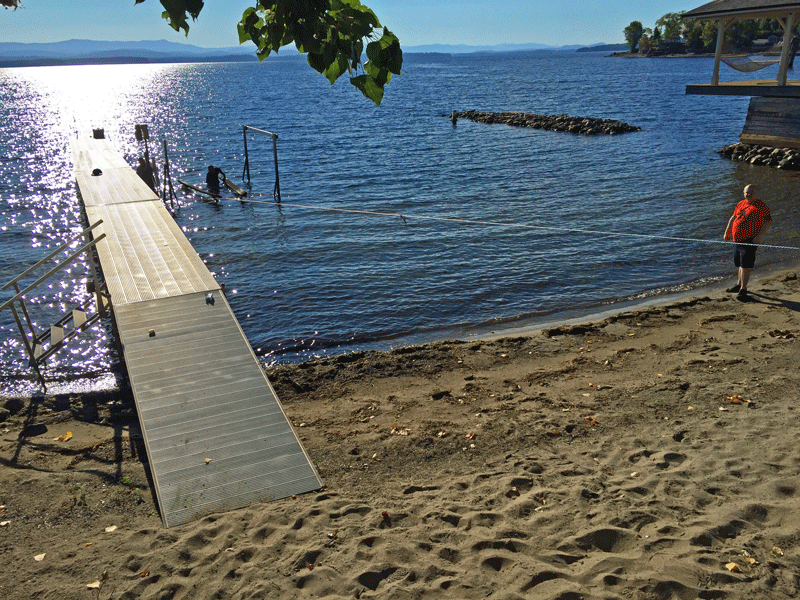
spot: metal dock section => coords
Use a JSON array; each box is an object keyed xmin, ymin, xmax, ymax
[{"xmin": 71, "ymin": 136, "xmax": 322, "ymax": 527}]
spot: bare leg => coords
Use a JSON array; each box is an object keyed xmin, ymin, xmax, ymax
[{"xmin": 739, "ymin": 267, "xmax": 752, "ymax": 291}]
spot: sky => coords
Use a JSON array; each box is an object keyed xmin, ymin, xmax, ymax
[{"xmin": 0, "ymin": 1, "xmax": 707, "ymax": 48}]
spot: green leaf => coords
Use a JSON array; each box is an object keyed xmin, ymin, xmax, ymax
[
  {"xmin": 307, "ymin": 52, "xmax": 326, "ymax": 74},
  {"xmin": 364, "ymin": 59, "xmax": 391, "ymax": 87},
  {"xmin": 157, "ymin": 0, "xmax": 205, "ymax": 35},
  {"xmin": 160, "ymin": 9, "xmax": 186, "ymax": 35},
  {"xmin": 238, "ymin": 7, "xmax": 263, "ymax": 45},
  {"xmin": 350, "ymin": 73, "xmax": 384, "ymax": 106},
  {"xmin": 138, "ymin": 0, "xmax": 403, "ymax": 105},
  {"xmin": 335, "ymin": 0, "xmax": 381, "ymax": 29},
  {"xmin": 366, "ymin": 28, "xmax": 402, "ymax": 73},
  {"xmin": 322, "ymin": 55, "xmax": 349, "ymax": 85}
]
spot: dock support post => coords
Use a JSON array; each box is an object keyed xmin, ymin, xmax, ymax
[
  {"xmin": 161, "ymin": 139, "xmax": 168, "ymax": 202},
  {"xmin": 162, "ymin": 140, "xmax": 177, "ymax": 210},
  {"xmin": 9, "ymin": 303, "xmax": 45, "ymax": 387},
  {"xmin": 135, "ymin": 124, "xmax": 151, "ymax": 164},
  {"xmin": 82, "ymin": 227, "xmax": 106, "ymax": 316},
  {"xmin": 242, "ymin": 126, "xmax": 251, "ymax": 184},
  {"xmin": 272, "ymin": 134, "xmax": 281, "ymax": 202},
  {"xmin": 8, "ymin": 281, "xmax": 36, "ymax": 346}
]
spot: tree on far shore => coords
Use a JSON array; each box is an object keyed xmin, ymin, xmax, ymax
[
  {"xmin": 683, "ymin": 20, "xmax": 716, "ymax": 52},
  {"xmin": 629, "ymin": 11, "xmax": 798, "ymax": 55},
  {"xmin": 624, "ymin": 21, "xmax": 644, "ymax": 52},
  {"xmin": 638, "ymin": 29, "xmax": 653, "ymax": 54},
  {"xmin": 656, "ymin": 13, "xmax": 683, "ymax": 40},
  {"xmin": 652, "ymin": 26, "xmax": 662, "ymax": 45}
]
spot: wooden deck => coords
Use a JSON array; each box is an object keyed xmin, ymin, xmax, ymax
[
  {"xmin": 686, "ymin": 80, "xmax": 800, "ymax": 97},
  {"xmin": 71, "ymin": 135, "xmax": 322, "ymax": 527}
]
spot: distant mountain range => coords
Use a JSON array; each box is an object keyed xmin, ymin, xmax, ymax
[
  {"xmin": 0, "ymin": 39, "xmax": 258, "ymax": 67},
  {"xmin": 0, "ymin": 39, "xmax": 626, "ymax": 67}
]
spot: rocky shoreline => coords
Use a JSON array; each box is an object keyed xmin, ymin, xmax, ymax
[
  {"xmin": 717, "ymin": 142, "xmax": 800, "ymax": 170},
  {"xmin": 452, "ymin": 110, "xmax": 641, "ymax": 135}
]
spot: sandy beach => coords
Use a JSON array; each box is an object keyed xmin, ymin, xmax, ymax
[{"xmin": 2, "ymin": 266, "xmax": 800, "ymax": 600}]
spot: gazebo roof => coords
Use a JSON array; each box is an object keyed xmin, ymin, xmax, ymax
[{"xmin": 684, "ymin": 0, "xmax": 800, "ymax": 20}]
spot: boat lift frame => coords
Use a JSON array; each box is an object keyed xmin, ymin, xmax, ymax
[
  {"xmin": 241, "ymin": 125, "xmax": 281, "ymax": 202},
  {"xmin": 0, "ymin": 221, "xmax": 109, "ymax": 388}
]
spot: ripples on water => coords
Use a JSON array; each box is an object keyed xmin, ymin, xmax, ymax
[{"xmin": 1, "ymin": 54, "xmax": 799, "ymax": 393}]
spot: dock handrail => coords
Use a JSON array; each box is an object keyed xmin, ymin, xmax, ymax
[
  {"xmin": 242, "ymin": 125, "xmax": 278, "ymax": 138},
  {"xmin": 1, "ymin": 220, "xmax": 109, "ymax": 388},
  {"xmin": 2, "ymin": 220, "xmax": 104, "ymax": 293},
  {"xmin": 0, "ymin": 233, "xmax": 106, "ymax": 313}
]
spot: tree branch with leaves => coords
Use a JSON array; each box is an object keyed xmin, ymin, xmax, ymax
[{"xmin": 135, "ymin": 0, "xmax": 402, "ymax": 106}]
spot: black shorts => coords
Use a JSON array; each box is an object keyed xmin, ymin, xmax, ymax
[{"xmin": 734, "ymin": 239, "xmax": 757, "ymax": 269}]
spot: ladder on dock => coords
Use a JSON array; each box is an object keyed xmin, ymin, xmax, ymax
[
  {"xmin": 0, "ymin": 221, "xmax": 109, "ymax": 388},
  {"xmin": 71, "ymin": 134, "xmax": 321, "ymax": 527}
]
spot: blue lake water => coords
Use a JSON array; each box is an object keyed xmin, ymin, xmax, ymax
[{"xmin": 1, "ymin": 52, "xmax": 799, "ymax": 393}]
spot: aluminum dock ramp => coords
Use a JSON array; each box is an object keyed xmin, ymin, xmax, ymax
[{"xmin": 71, "ymin": 135, "xmax": 321, "ymax": 527}]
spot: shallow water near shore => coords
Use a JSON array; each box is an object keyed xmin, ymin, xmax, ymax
[{"xmin": 1, "ymin": 52, "xmax": 799, "ymax": 392}]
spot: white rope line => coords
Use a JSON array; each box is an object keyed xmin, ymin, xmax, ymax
[{"xmin": 201, "ymin": 192, "xmax": 800, "ymax": 252}]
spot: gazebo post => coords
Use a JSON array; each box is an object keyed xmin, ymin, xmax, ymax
[
  {"xmin": 778, "ymin": 13, "xmax": 795, "ymax": 86},
  {"xmin": 712, "ymin": 18, "xmax": 732, "ymax": 85}
]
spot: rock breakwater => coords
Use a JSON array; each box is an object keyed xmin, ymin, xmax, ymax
[
  {"xmin": 453, "ymin": 110, "xmax": 641, "ymax": 135},
  {"xmin": 717, "ymin": 142, "xmax": 800, "ymax": 170}
]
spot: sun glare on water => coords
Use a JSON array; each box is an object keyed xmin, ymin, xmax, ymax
[{"xmin": 11, "ymin": 63, "xmax": 171, "ymax": 140}]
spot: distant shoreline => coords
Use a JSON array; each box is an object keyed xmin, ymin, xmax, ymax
[
  {"xmin": 0, "ymin": 51, "xmax": 720, "ymax": 69},
  {"xmin": 0, "ymin": 55, "xmax": 261, "ymax": 68}
]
